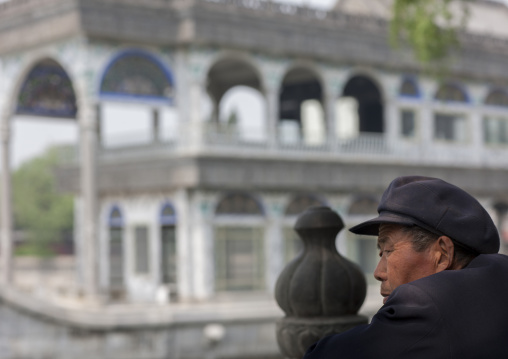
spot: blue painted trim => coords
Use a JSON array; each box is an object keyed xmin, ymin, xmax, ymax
[
  {"xmin": 108, "ymin": 205, "xmax": 124, "ymax": 228},
  {"xmin": 160, "ymin": 202, "xmax": 177, "ymax": 225},
  {"xmin": 16, "ymin": 61, "xmax": 78, "ymax": 118},
  {"xmin": 99, "ymin": 49, "xmax": 175, "ymax": 101}
]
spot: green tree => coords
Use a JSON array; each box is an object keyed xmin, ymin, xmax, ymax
[
  {"xmin": 390, "ymin": 0, "xmax": 470, "ymax": 65},
  {"xmin": 13, "ymin": 146, "xmax": 74, "ymax": 256}
]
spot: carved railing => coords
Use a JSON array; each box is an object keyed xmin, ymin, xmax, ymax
[{"xmin": 52, "ymin": 121, "xmax": 499, "ymax": 169}]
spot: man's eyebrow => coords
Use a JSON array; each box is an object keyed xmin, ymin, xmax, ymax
[{"xmin": 377, "ymin": 236, "xmax": 388, "ymax": 250}]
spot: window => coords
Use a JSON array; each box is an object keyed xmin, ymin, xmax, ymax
[
  {"xmin": 484, "ymin": 116, "xmax": 508, "ymax": 145},
  {"xmin": 214, "ymin": 193, "xmax": 265, "ymax": 292},
  {"xmin": 161, "ymin": 225, "xmax": 177, "ymax": 284},
  {"xmin": 485, "ymin": 89, "xmax": 508, "ymax": 107},
  {"xmin": 434, "ymin": 83, "xmax": 468, "ymax": 103},
  {"xmin": 434, "ymin": 113, "xmax": 467, "ymax": 142},
  {"xmin": 160, "ymin": 203, "xmax": 177, "ymax": 289},
  {"xmin": 108, "ymin": 206, "xmax": 124, "ymax": 293},
  {"xmin": 399, "ymin": 78, "xmax": 420, "ymax": 98},
  {"xmin": 400, "ymin": 109, "xmax": 416, "ymax": 138},
  {"xmin": 16, "ymin": 59, "xmax": 77, "ymax": 118},
  {"xmin": 216, "ymin": 193, "xmax": 264, "ymax": 215},
  {"xmin": 215, "ymin": 227, "xmax": 264, "ymax": 291},
  {"xmin": 100, "ymin": 51, "xmax": 174, "ymax": 101},
  {"xmin": 134, "ymin": 225, "xmax": 150, "ymax": 274}
]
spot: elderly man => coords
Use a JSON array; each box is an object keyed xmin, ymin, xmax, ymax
[{"xmin": 303, "ymin": 176, "xmax": 508, "ymax": 358}]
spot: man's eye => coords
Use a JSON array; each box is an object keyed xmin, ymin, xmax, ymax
[{"xmin": 379, "ymin": 249, "xmax": 392, "ymax": 257}]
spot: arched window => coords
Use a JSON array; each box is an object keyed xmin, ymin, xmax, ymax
[
  {"xmin": 279, "ymin": 67, "xmax": 325, "ymax": 146},
  {"xmin": 16, "ymin": 59, "xmax": 77, "ymax": 118},
  {"xmin": 483, "ymin": 89, "xmax": 508, "ymax": 145},
  {"xmin": 434, "ymin": 83, "xmax": 469, "ymax": 142},
  {"xmin": 220, "ymin": 86, "xmax": 267, "ymax": 143},
  {"xmin": 206, "ymin": 57, "xmax": 265, "ymax": 145},
  {"xmin": 160, "ymin": 202, "xmax": 178, "ymax": 298},
  {"xmin": 100, "ymin": 51, "xmax": 174, "ymax": 101},
  {"xmin": 485, "ymin": 89, "xmax": 508, "ymax": 107},
  {"xmin": 283, "ymin": 194, "xmax": 326, "ymax": 263},
  {"xmin": 108, "ymin": 205, "xmax": 124, "ymax": 296},
  {"xmin": 399, "ymin": 77, "xmax": 420, "ymax": 98},
  {"xmin": 338, "ymin": 75, "xmax": 384, "ymax": 139},
  {"xmin": 215, "ymin": 193, "xmax": 264, "ymax": 216},
  {"xmin": 214, "ymin": 193, "xmax": 265, "ymax": 292},
  {"xmin": 434, "ymin": 83, "xmax": 468, "ymax": 103}
]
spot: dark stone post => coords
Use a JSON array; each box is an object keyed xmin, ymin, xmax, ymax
[{"xmin": 275, "ymin": 206, "xmax": 368, "ymax": 359}]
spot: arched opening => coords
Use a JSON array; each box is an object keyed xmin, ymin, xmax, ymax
[
  {"xmin": 283, "ymin": 194, "xmax": 326, "ymax": 263},
  {"xmin": 399, "ymin": 77, "xmax": 420, "ymax": 98},
  {"xmin": 485, "ymin": 89, "xmax": 508, "ymax": 107},
  {"xmin": 206, "ymin": 57, "xmax": 265, "ymax": 144},
  {"xmin": 220, "ymin": 86, "xmax": 266, "ymax": 142},
  {"xmin": 434, "ymin": 83, "xmax": 468, "ymax": 103},
  {"xmin": 279, "ymin": 67, "xmax": 325, "ymax": 145},
  {"xmin": 484, "ymin": 89, "xmax": 508, "ymax": 145},
  {"xmin": 99, "ymin": 50, "xmax": 176, "ymax": 147},
  {"xmin": 434, "ymin": 82, "xmax": 469, "ymax": 142},
  {"xmin": 108, "ymin": 205, "xmax": 124, "ymax": 298},
  {"xmin": 338, "ymin": 75, "xmax": 384, "ymax": 139},
  {"xmin": 159, "ymin": 202, "xmax": 177, "ymax": 300},
  {"xmin": 214, "ymin": 193, "xmax": 265, "ymax": 292},
  {"xmin": 12, "ymin": 58, "xmax": 78, "ymax": 272}
]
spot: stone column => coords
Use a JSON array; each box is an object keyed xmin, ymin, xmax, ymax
[
  {"xmin": 266, "ymin": 85, "xmax": 279, "ymax": 150},
  {"xmin": 275, "ymin": 206, "xmax": 368, "ymax": 359},
  {"xmin": 0, "ymin": 114, "xmax": 12, "ymax": 285},
  {"xmin": 420, "ymin": 79, "xmax": 435, "ymax": 161},
  {"xmin": 189, "ymin": 83, "xmax": 204, "ymax": 150},
  {"xmin": 79, "ymin": 103, "xmax": 100, "ymax": 299},
  {"xmin": 152, "ymin": 107, "xmax": 160, "ymax": 143},
  {"xmin": 469, "ymin": 85, "xmax": 484, "ymax": 166},
  {"xmin": 96, "ymin": 103, "xmax": 102, "ymax": 147},
  {"xmin": 324, "ymin": 91, "xmax": 337, "ymax": 150}
]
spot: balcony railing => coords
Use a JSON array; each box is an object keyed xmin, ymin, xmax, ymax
[{"xmin": 56, "ymin": 121, "xmax": 508, "ymax": 169}]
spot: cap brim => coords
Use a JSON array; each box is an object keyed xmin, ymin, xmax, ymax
[{"xmin": 349, "ymin": 212, "xmax": 417, "ymax": 236}]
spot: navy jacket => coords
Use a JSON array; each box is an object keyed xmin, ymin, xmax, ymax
[{"xmin": 303, "ymin": 254, "xmax": 508, "ymax": 358}]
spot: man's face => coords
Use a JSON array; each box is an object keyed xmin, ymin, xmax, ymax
[{"xmin": 374, "ymin": 224, "xmax": 439, "ymax": 304}]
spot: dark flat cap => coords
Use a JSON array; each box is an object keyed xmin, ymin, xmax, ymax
[{"xmin": 349, "ymin": 176, "xmax": 500, "ymax": 254}]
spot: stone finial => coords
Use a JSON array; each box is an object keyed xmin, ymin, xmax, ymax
[{"xmin": 275, "ymin": 206, "xmax": 368, "ymax": 359}]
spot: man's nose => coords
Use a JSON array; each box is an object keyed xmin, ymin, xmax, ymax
[{"xmin": 373, "ymin": 258, "xmax": 386, "ymax": 282}]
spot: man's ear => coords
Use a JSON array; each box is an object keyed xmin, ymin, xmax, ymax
[{"xmin": 434, "ymin": 236, "xmax": 455, "ymax": 271}]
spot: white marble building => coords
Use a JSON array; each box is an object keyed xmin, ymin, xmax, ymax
[{"xmin": 2, "ymin": 0, "xmax": 508, "ymax": 358}]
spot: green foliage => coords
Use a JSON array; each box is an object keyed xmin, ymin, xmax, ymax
[
  {"xmin": 390, "ymin": 0, "xmax": 470, "ymax": 65},
  {"xmin": 13, "ymin": 146, "xmax": 73, "ymax": 256}
]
